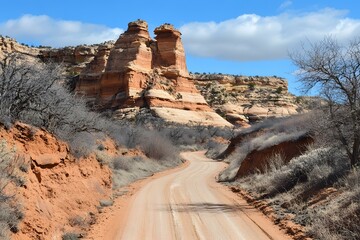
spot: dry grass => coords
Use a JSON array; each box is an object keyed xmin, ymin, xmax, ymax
[{"xmin": 235, "ymin": 146, "xmax": 359, "ymax": 239}]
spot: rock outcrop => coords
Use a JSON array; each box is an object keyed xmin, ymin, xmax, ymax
[
  {"xmin": 0, "ymin": 21, "xmax": 308, "ymax": 127},
  {"xmin": 75, "ymin": 20, "xmax": 230, "ymax": 126},
  {"xmin": 193, "ymin": 74, "xmax": 301, "ymax": 125},
  {"xmin": 0, "ymin": 36, "xmax": 39, "ymax": 59}
]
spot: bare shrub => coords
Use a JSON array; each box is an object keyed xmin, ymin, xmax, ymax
[
  {"xmin": 67, "ymin": 132, "xmax": 97, "ymax": 158},
  {"xmin": 266, "ymin": 152, "xmax": 286, "ymax": 173},
  {"xmin": 138, "ymin": 131, "xmax": 178, "ymax": 161},
  {"xmin": 205, "ymin": 139, "xmax": 228, "ymax": 159},
  {"xmin": 0, "ymin": 141, "xmax": 23, "ymax": 237},
  {"xmin": 111, "ymin": 156, "xmax": 135, "ymax": 171},
  {"xmin": 0, "ymin": 53, "xmax": 107, "ymax": 158},
  {"xmin": 99, "ymin": 199, "xmax": 113, "ymax": 207},
  {"xmin": 308, "ymin": 186, "xmax": 360, "ymax": 240},
  {"xmin": 68, "ymin": 215, "xmax": 86, "ymax": 227},
  {"xmin": 0, "ymin": 53, "xmax": 62, "ymax": 124},
  {"xmin": 111, "ymin": 156, "xmax": 165, "ymax": 189},
  {"xmin": 62, "ymin": 232, "xmax": 80, "ymax": 240},
  {"xmin": 0, "ymin": 222, "xmax": 9, "ymax": 240},
  {"xmin": 95, "ymin": 151, "xmax": 112, "ymax": 165}
]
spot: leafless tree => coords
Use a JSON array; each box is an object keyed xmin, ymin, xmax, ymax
[
  {"xmin": 0, "ymin": 53, "xmax": 102, "ymax": 138},
  {"xmin": 0, "ymin": 53, "xmax": 62, "ymax": 125},
  {"xmin": 290, "ymin": 36, "xmax": 360, "ymax": 167}
]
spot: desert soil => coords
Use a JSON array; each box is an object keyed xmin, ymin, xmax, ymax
[{"xmin": 88, "ymin": 151, "xmax": 291, "ymax": 240}]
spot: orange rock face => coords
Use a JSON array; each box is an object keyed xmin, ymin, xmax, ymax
[
  {"xmin": 154, "ymin": 24, "xmax": 188, "ymax": 75},
  {"xmin": 74, "ymin": 20, "xmax": 228, "ymax": 125},
  {"xmin": 0, "ymin": 123, "xmax": 112, "ymax": 240},
  {"xmin": 77, "ymin": 20, "xmax": 191, "ymax": 106}
]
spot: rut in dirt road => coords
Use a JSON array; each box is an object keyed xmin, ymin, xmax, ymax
[{"xmin": 109, "ymin": 151, "xmax": 290, "ymax": 240}]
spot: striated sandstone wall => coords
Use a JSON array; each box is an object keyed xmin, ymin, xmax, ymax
[
  {"xmin": 0, "ymin": 20, "xmax": 305, "ymax": 127},
  {"xmin": 0, "ymin": 36, "xmax": 40, "ymax": 60},
  {"xmin": 74, "ymin": 20, "xmax": 228, "ymax": 126},
  {"xmin": 193, "ymin": 73, "xmax": 301, "ymax": 125}
]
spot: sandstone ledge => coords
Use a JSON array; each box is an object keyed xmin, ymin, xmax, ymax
[{"xmin": 151, "ymin": 107, "xmax": 232, "ymax": 127}]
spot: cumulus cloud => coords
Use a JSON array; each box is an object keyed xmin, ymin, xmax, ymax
[
  {"xmin": 0, "ymin": 15, "xmax": 123, "ymax": 47},
  {"xmin": 180, "ymin": 8, "xmax": 360, "ymax": 61}
]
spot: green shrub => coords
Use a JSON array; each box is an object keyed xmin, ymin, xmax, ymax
[
  {"xmin": 275, "ymin": 86, "xmax": 283, "ymax": 94},
  {"xmin": 248, "ymin": 82, "xmax": 255, "ymax": 90}
]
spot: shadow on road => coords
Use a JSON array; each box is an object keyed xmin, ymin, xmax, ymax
[{"xmin": 160, "ymin": 202, "xmax": 252, "ymax": 213}]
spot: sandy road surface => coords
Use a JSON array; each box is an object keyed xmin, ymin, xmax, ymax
[{"xmin": 101, "ymin": 151, "xmax": 290, "ymax": 240}]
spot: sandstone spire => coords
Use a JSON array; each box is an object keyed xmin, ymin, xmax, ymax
[{"xmin": 75, "ymin": 20, "xmax": 231, "ymax": 126}]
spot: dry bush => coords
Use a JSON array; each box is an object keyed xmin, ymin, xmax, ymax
[
  {"xmin": 67, "ymin": 132, "xmax": 97, "ymax": 158},
  {"xmin": 0, "ymin": 141, "xmax": 23, "ymax": 239},
  {"xmin": 236, "ymin": 146, "xmax": 359, "ymax": 239},
  {"xmin": 138, "ymin": 131, "xmax": 178, "ymax": 161},
  {"xmin": 99, "ymin": 199, "xmax": 113, "ymax": 207},
  {"xmin": 111, "ymin": 156, "xmax": 164, "ymax": 189},
  {"xmin": 111, "ymin": 156, "xmax": 136, "ymax": 171},
  {"xmin": 68, "ymin": 215, "xmax": 86, "ymax": 227},
  {"xmin": 62, "ymin": 232, "xmax": 81, "ymax": 240},
  {"xmin": 205, "ymin": 139, "xmax": 228, "ymax": 159},
  {"xmin": 0, "ymin": 53, "xmax": 62, "ymax": 126},
  {"xmin": 308, "ymin": 182, "xmax": 360, "ymax": 240},
  {"xmin": 263, "ymin": 152, "xmax": 286, "ymax": 174},
  {"xmin": 260, "ymin": 148, "xmax": 346, "ymax": 198}
]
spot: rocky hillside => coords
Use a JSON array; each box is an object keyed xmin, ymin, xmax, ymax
[
  {"xmin": 192, "ymin": 74, "xmax": 303, "ymax": 126},
  {"xmin": 1, "ymin": 21, "xmax": 306, "ymax": 127},
  {"xmin": 0, "ymin": 36, "xmax": 40, "ymax": 59},
  {"xmin": 74, "ymin": 20, "xmax": 229, "ymax": 126},
  {"xmin": 33, "ymin": 20, "xmax": 229, "ymax": 127}
]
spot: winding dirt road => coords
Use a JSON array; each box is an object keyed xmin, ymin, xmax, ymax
[{"xmin": 98, "ymin": 151, "xmax": 290, "ymax": 240}]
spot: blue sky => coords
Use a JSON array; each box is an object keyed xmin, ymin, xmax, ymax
[{"xmin": 1, "ymin": 0, "xmax": 360, "ymax": 95}]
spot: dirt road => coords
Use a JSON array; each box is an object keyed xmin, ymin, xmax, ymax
[{"xmin": 100, "ymin": 151, "xmax": 290, "ymax": 240}]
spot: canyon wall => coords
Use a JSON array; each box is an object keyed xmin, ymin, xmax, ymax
[
  {"xmin": 193, "ymin": 74, "xmax": 302, "ymax": 125},
  {"xmin": 74, "ymin": 20, "xmax": 230, "ymax": 126},
  {"xmin": 0, "ymin": 21, "xmax": 307, "ymax": 127}
]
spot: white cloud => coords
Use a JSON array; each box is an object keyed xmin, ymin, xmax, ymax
[
  {"xmin": 279, "ymin": 0, "xmax": 293, "ymax": 10},
  {"xmin": 0, "ymin": 15, "xmax": 123, "ymax": 47},
  {"xmin": 180, "ymin": 8, "xmax": 360, "ymax": 61}
]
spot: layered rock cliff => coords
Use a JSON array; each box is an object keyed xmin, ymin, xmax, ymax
[
  {"xmin": 74, "ymin": 20, "xmax": 230, "ymax": 126},
  {"xmin": 0, "ymin": 21, "xmax": 306, "ymax": 127},
  {"xmin": 0, "ymin": 36, "xmax": 40, "ymax": 59},
  {"xmin": 192, "ymin": 74, "xmax": 302, "ymax": 125}
]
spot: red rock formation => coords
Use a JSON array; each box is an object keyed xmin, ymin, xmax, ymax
[
  {"xmin": 153, "ymin": 24, "xmax": 188, "ymax": 75},
  {"xmin": 75, "ymin": 20, "xmax": 229, "ymax": 126},
  {"xmin": 76, "ymin": 44, "xmax": 113, "ymax": 99}
]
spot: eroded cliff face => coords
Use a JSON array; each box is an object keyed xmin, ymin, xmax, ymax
[
  {"xmin": 193, "ymin": 74, "xmax": 302, "ymax": 125},
  {"xmin": 74, "ymin": 20, "xmax": 229, "ymax": 126},
  {"xmin": 0, "ymin": 123, "xmax": 113, "ymax": 240},
  {"xmin": 0, "ymin": 36, "xmax": 40, "ymax": 60},
  {"xmin": 0, "ymin": 20, "xmax": 305, "ymax": 127}
]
